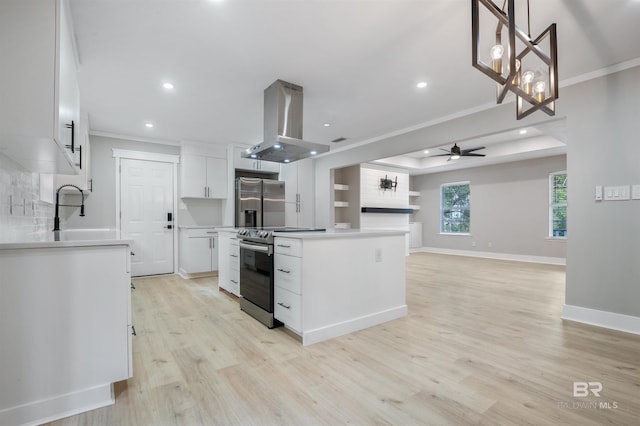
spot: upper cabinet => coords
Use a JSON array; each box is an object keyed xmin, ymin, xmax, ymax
[
  {"xmin": 0, "ymin": 0, "xmax": 80, "ymax": 174},
  {"xmin": 234, "ymin": 147, "xmax": 281, "ymax": 174},
  {"xmin": 280, "ymin": 158, "xmax": 315, "ymax": 227},
  {"xmin": 180, "ymin": 142, "xmax": 228, "ymax": 199},
  {"xmin": 56, "ymin": 115, "xmax": 92, "ymax": 192}
]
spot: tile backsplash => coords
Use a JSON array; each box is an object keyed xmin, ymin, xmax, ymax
[{"xmin": 0, "ymin": 153, "xmax": 54, "ymax": 240}]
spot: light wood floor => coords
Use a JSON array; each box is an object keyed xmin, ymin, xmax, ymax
[{"xmin": 48, "ymin": 253, "xmax": 640, "ymax": 425}]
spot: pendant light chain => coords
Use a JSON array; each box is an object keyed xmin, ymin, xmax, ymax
[{"xmin": 527, "ymin": 0, "xmax": 531, "ymax": 39}]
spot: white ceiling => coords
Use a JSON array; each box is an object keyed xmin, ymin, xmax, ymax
[{"xmin": 69, "ymin": 0, "xmax": 640, "ymax": 170}]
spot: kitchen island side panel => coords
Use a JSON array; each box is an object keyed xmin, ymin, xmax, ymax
[{"xmin": 300, "ymin": 233, "xmax": 407, "ymax": 345}]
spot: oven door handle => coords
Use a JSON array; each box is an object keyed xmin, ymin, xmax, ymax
[{"xmin": 239, "ymin": 241, "xmax": 273, "ymax": 255}]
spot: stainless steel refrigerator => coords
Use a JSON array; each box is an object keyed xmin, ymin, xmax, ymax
[{"xmin": 235, "ymin": 178, "xmax": 285, "ymax": 228}]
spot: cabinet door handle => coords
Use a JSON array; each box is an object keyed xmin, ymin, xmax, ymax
[
  {"xmin": 277, "ymin": 268, "xmax": 290, "ymax": 274},
  {"xmin": 212, "ymin": 237, "xmax": 215, "ymax": 248},
  {"xmin": 230, "ymin": 279, "xmax": 238, "ymax": 284},
  {"xmin": 277, "ymin": 244, "xmax": 291, "ymax": 248},
  {"xmin": 230, "ymin": 254, "xmax": 238, "ymax": 258},
  {"xmin": 209, "ymin": 238, "xmax": 212, "ymax": 249},
  {"xmin": 76, "ymin": 145, "xmax": 82, "ymax": 169},
  {"xmin": 131, "ymin": 325, "xmax": 137, "ymax": 336},
  {"xmin": 65, "ymin": 120, "xmax": 75, "ymax": 153},
  {"xmin": 277, "ymin": 302, "xmax": 291, "ymax": 309}
]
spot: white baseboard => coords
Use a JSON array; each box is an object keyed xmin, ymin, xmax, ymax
[
  {"xmin": 177, "ymin": 268, "xmax": 218, "ymax": 280},
  {"xmin": 302, "ymin": 305, "xmax": 408, "ymax": 346},
  {"xmin": 562, "ymin": 305, "xmax": 640, "ymax": 336},
  {"xmin": 412, "ymin": 246, "xmax": 566, "ymax": 266},
  {"xmin": 0, "ymin": 383, "xmax": 114, "ymax": 426}
]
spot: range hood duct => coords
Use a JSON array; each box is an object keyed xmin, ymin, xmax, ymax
[{"xmin": 242, "ymin": 80, "xmax": 330, "ymax": 163}]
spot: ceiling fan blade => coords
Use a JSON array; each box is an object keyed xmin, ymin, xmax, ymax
[
  {"xmin": 461, "ymin": 153, "xmax": 486, "ymax": 157},
  {"xmin": 462, "ymin": 146, "xmax": 486, "ymax": 154},
  {"xmin": 439, "ymin": 148, "xmax": 451, "ymax": 153},
  {"xmin": 430, "ymin": 153, "xmax": 452, "ymax": 157}
]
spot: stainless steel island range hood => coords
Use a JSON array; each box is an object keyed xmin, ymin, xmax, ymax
[{"xmin": 241, "ymin": 80, "xmax": 329, "ymax": 163}]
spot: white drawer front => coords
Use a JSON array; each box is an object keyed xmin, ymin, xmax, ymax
[
  {"xmin": 229, "ymin": 240, "xmax": 240, "ymax": 270},
  {"xmin": 275, "ymin": 255, "xmax": 302, "ymax": 294},
  {"xmin": 274, "ymin": 237, "xmax": 302, "ymax": 257},
  {"xmin": 229, "ymin": 269, "xmax": 240, "ymax": 296},
  {"xmin": 275, "ymin": 286, "xmax": 301, "ymax": 332},
  {"xmin": 184, "ymin": 228, "xmax": 217, "ymax": 238}
]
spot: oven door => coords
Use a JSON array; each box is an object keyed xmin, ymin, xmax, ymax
[{"xmin": 239, "ymin": 241, "xmax": 274, "ymax": 313}]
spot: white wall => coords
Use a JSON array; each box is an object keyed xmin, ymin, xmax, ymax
[
  {"xmin": 563, "ymin": 66, "xmax": 640, "ymax": 318},
  {"xmin": 360, "ymin": 164, "xmax": 409, "ymax": 230},
  {"xmin": 66, "ymin": 135, "xmax": 180, "ymax": 229},
  {"xmin": 411, "ymin": 155, "xmax": 566, "ymax": 259}
]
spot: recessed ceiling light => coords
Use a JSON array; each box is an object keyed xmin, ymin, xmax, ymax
[
  {"xmin": 163, "ymin": 82, "xmax": 174, "ymax": 90},
  {"xmin": 519, "ymin": 129, "xmax": 528, "ymax": 135},
  {"xmin": 423, "ymin": 150, "xmax": 430, "ymax": 154},
  {"xmin": 310, "ymin": 150, "xmax": 317, "ymax": 155},
  {"xmin": 273, "ymin": 143, "xmax": 281, "ymax": 149},
  {"xmin": 284, "ymin": 159, "xmax": 290, "ymax": 163},
  {"xmin": 145, "ymin": 123, "xmax": 154, "ymax": 128},
  {"xmin": 323, "ymin": 123, "xmax": 331, "ymax": 127},
  {"xmin": 250, "ymin": 154, "xmax": 257, "ymax": 159},
  {"xmin": 416, "ymin": 81, "xmax": 428, "ymax": 89}
]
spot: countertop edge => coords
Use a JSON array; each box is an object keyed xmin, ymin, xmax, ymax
[
  {"xmin": 0, "ymin": 239, "xmax": 134, "ymax": 250},
  {"xmin": 273, "ymin": 229, "xmax": 408, "ymax": 240}
]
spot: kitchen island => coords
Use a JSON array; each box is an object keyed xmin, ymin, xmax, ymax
[
  {"xmin": 272, "ymin": 229, "xmax": 407, "ymax": 345},
  {"xmin": 0, "ymin": 229, "xmax": 133, "ymax": 426}
]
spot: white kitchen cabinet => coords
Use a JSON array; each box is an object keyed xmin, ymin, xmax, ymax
[
  {"xmin": 0, "ymin": 243, "xmax": 132, "ymax": 426},
  {"xmin": 217, "ymin": 231, "xmax": 240, "ymax": 296},
  {"xmin": 274, "ymin": 237, "xmax": 303, "ymax": 333},
  {"xmin": 280, "ymin": 158, "xmax": 315, "ymax": 227},
  {"xmin": 56, "ymin": 115, "xmax": 92, "ymax": 192},
  {"xmin": 0, "ymin": 0, "xmax": 80, "ymax": 174},
  {"xmin": 181, "ymin": 154, "xmax": 227, "ymax": 198},
  {"xmin": 178, "ymin": 228, "xmax": 218, "ymax": 277},
  {"xmin": 234, "ymin": 147, "xmax": 281, "ymax": 173}
]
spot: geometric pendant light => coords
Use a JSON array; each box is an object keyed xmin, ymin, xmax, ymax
[{"xmin": 472, "ymin": 0, "xmax": 558, "ymax": 119}]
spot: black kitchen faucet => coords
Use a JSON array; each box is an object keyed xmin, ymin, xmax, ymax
[{"xmin": 53, "ymin": 184, "xmax": 85, "ymax": 231}]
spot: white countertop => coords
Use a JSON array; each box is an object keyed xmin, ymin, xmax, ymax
[
  {"xmin": 273, "ymin": 228, "xmax": 408, "ymax": 240},
  {"xmin": 0, "ymin": 229, "xmax": 134, "ymax": 250}
]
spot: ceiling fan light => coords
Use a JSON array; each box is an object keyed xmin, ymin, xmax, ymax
[{"xmin": 451, "ymin": 155, "xmax": 460, "ymax": 160}]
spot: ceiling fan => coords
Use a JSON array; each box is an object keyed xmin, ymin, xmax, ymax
[{"xmin": 431, "ymin": 143, "xmax": 486, "ymax": 161}]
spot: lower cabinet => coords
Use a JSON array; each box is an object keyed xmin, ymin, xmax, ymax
[
  {"xmin": 274, "ymin": 237, "xmax": 302, "ymax": 333},
  {"xmin": 178, "ymin": 228, "xmax": 218, "ymax": 277},
  {"xmin": 0, "ymin": 243, "xmax": 132, "ymax": 426},
  {"xmin": 218, "ymin": 231, "xmax": 240, "ymax": 296}
]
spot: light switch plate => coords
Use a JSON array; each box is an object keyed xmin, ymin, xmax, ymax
[
  {"xmin": 604, "ymin": 185, "xmax": 631, "ymax": 201},
  {"xmin": 595, "ymin": 185, "xmax": 603, "ymax": 201},
  {"xmin": 632, "ymin": 185, "xmax": 640, "ymax": 200}
]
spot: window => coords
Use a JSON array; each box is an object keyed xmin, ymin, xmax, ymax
[
  {"xmin": 550, "ymin": 172, "xmax": 567, "ymax": 237},
  {"xmin": 440, "ymin": 182, "xmax": 470, "ymax": 234}
]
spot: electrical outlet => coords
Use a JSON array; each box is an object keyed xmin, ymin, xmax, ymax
[
  {"xmin": 375, "ymin": 248, "xmax": 382, "ymax": 263},
  {"xmin": 632, "ymin": 185, "xmax": 640, "ymax": 200}
]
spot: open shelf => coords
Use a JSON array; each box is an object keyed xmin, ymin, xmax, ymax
[
  {"xmin": 409, "ymin": 190, "xmax": 420, "ymax": 197},
  {"xmin": 334, "ymin": 201, "xmax": 349, "ymax": 207},
  {"xmin": 334, "ymin": 184, "xmax": 350, "ymax": 191}
]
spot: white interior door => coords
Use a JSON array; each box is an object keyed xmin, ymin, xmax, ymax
[{"xmin": 121, "ymin": 158, "xmax": 174, "ymax": 276}]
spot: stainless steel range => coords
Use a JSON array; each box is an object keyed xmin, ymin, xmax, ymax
[{"xmin": 237, "ymin": 227, "xmax": 324, "ymax": 328}]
